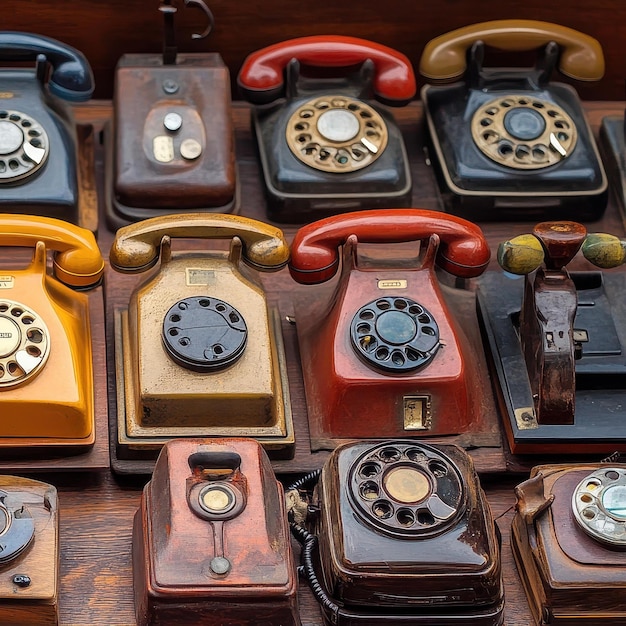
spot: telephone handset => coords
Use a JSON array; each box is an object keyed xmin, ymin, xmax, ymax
[
  {"xmin": 512, "ymin": 463, "xmax": 626, "ymax": 624},
  {"xmin": 289, "ymin": 209, "xmax": 490, "ymax": 447},
  {"xmin": 105, "ymin": 0, "xmax": 238, "ymax": 229},
  {"xmin": 110, "ymin": 214, "xmax": 294, "ymax": 473},
  {"xmin": 0, "ymin": 32, "xmax": 94, "ymax": 226},
  {"xmin": 0, "ymin": 477, "xmax": 59, "ymax": 625},
  {"xmin": 478, "ymin": 221, "xmax": 626, "ymax": 454},
  {"xmin": 288, "ymin": 441, "xmax": 503, "ymax": 625},
  {"xmin": 133, "ymin": 439, "xmax": 299, "ymax": 625},
  {"xmin": 0, "ymin": 215, "xmax": 103, "ymax": 450},
  {"xmin": 237, "ymin": 36, "xmax": 415, "ymax": 222},
  {"xmin": 420, "ymin": 20, "xmax": 608, "ymax": 220}
]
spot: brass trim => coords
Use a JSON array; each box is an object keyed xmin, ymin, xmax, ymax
[
  {"xmin": 403, "ymin": 395, "xmax": 432, "ymax": 430},
  {"xmin": 378, "ymin": 279, "xmax": 407, "ymax": 289},
  {"xmin": 0, "ymin": 276, "xmax": 14, "ymax": 289},
  {"xmin": 514, "ymin": 407, "xmax": 539, "ymax": 430}
]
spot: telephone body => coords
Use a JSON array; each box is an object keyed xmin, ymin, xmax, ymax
[
  {"xmin": 478, "ymin": 222, "xmax": 626, "ymax": 454},
  {"xmin": 0, "ymin": 215, "xmax": 103, "ymax": 451},
  {"xmin": 599, "ymin": 112, "xmax": 626, "ymax": 225},
  {"xmin": 110, "ymin": 213, "xmax": 294, "ymax": 471},
  {"xmin": 289, "ymin": 441, "xmax": 503, "ymax": 625},
  {"xmin": 289, "ymin": 209, "xmax": 490, "ymax": 448},
  {"xmin": 0, "ymin": 32, "xmax": 94, "ymax": 225},
  {"xmin": 0, "ymin": 476, "xmax": 59, "ymax": 625},
  {"xmin": 513, "ymin": 463, "xmax": 626, "ymax": 624},
  {"xmin": 105, "ymin": 0, "xmax": 237, "ymax": 229},
  {"xmin": 133, "ymin": 438, "xmax": 299, "ymax": 625},
  {"xmin": 420, "ymin": 20, "xmax": 607, "ymax": 221},
  {"xmin": 238, "ymin": 36, "xmax": 415, "ymax": 223}
]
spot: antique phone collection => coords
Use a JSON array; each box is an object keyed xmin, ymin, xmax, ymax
[
  {"xmin": 109, "ymin": 213, "xmax": 295, "ymax": 472},
  {"xmin": 420, "ymin": 20, "xmax": 608, "ymax": 221},
  {"xmin": 512, "ymin": 463, "xmax": 626, "ymax": 624},
  {"xmin": 0, "ymin": 31, "xmax": 94, "ymax": 226},
  {"xmin": 105, "ymin": 0, "xmax": 237, "ymax": 229},
  {"xmin": 0, "ymin": 215, "xmax": 104, "ymax": 454},
  {"xmin": 289, "ymin": 441, "xmax": 504, "ymax": 625},
  {"xmin": 289, "ymin": 209, "xmax": 492, "ymax": 449},
  {"xmin": 0, "ymin": 477, "xmax": 59, "ymax": 625},
  {"xmin": 478, "ymin": 221, "xmax": 626, "ymax": 454},
  {"xmin": 133, "ymin": 438, "xmax": 299, "ymax": 625},
  {"xmin": 238, "ymin": 36, "xmax": 415, "ymax": 222}
]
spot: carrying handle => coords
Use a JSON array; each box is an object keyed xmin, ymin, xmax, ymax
[
  {"xmin": 238, "ymin": 35, "xmax": 416, "ymax": 106},
  {"xmin": 110, "ymin": 213, "xmax": 290, "ymax": 274},
  {"xmin": 289, "ymin": 209, "xmax": 490, "ymax": 284},
  {"xmin": 188, "ymin": 451, "xmax": 241, "ymax": 472},
  {"xmin": 419, "ymin": 20, "xmax": 604, "ymax": 82}
]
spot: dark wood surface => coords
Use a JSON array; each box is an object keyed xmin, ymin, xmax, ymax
[{"xmin": 11, "ymin": 99, "xmax": 626, "ymax": 625}]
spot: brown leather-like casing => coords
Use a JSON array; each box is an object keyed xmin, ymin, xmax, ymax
[{"xmin": 132, "ymin": 438, "xmax": 299, "ymax": 626}]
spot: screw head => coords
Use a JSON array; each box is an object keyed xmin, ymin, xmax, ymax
[
  {"xmin": 12, "ymin": 574, "xmax": 31, "ymax": 587},
  {"xmin": 162, "ymin": 79, "xmax": 179, "ymax": 94}
]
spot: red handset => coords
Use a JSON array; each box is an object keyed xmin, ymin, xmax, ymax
[
  {"xmin": 237, "ymin": 35, "xmax": 416, "ymax": 105},
  {"xmin": 289, "ymin": 209, "xmax": 490, "ymax": 284}
]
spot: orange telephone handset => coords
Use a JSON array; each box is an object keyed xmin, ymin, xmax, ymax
[{"xmin": 289, "ymin": 209, "xmax": 491, "ymax": 283}]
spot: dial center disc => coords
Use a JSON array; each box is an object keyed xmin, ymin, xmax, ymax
[
  {"xmin": 503, "ymin": 107, "xmax": 546, "ymax": 141},
  {"xmin": 201, "ymin": 486, "xmax": 234, "ymax": 513},
  {"xmin": 375, "ymin": 310, "xmax": 417, "ymax": 345},
  {"xmin": 0, "ymin": 121, "xmax": 23, "ymax": 155},
  {"xmin": 602, "ymin": 485, "xmax": 626, "ymax": 520},
  {"xmin": 316, "ymin": 109, "xmax": 360, "ymax": 142},
  {"xmin": 0, "ymin": 316, "xmax": 20, "ymax": 358},
  {"xmin": 383, "ymin": 466, "xmax": 431, "ymax": 504}
]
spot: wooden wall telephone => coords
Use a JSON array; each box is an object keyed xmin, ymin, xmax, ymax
[
  {"xmin": 289, "ymin": 441, "xmax": 503, "ymax": 625},
  {"xmin": 0, "ymin": 477, "xmax": 59, "ymax": 625},
  {"xmin": 105, "ymin": 0, "xmax": 237, "ymax": 230},
  {"xmin": 513, "ymin": 463, "xmax": 626, "ymax": 624},
  {"xmin": 0, "ymin": 31, "xmax": 94, "ymax": 226},
  {"xmin": 238, "ymin": 36, "xmax": 415, "ymax": 223},
  {"xmin": 133, "ymin": 439, "xmax": 299, "ymax": 625},
  {"xmin": 478, "ymin": 221, "xmax": 626, "ymax": 454},
  {"xmin": 0, "ymin": 215, "xmax": 104, "ymax": 453},
  {"xmin": 289, "ymin": 209, "xmax": 491, "ymax": 450},
  {"xmin": 109, "ymin": 213, "xmax": 295, "ymax": 473},
  {"xmin": 420, "ymin": 20, "xmax": 608, "ymax": 221}
]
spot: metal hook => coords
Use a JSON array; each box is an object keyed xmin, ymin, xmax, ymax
[
  {"xmin": 184, "ymin": 0, "xmax": 214, "ymax": 40},
  {"xmin": 159, "ymin": 0, "xmax": 214, "ymax": 65}
]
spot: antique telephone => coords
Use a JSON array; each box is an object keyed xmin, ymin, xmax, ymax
[
  {"xmin": 512, "ymin": 463, "xmax": 626, "ymax": 624},
  {"xmin": 238, "ymin": 36, "xmax": 415, "ymax": 222},
  {"xmin": 0, "ymin": 215, "xmax": 104, "ymax": 453},
  {"xmin": 133, "ymin": 439, "xmax": 299, "ymax": 625},
  {"xmin": 0, "ymin": 477, "xmax": 59, "ymax": 625},
  {"xmin": 420, "ymin": 20, "xmax": 608, "ymax": 220},
  {"xmin": 109, "ymin": 213, "xmax": 295, "ymax": 471},
  {"xmin": 289, "ymin": 209, "xmax": 491, "ymax": 449},
  {"xmin": 600, "ymin": 110, "xmax": 626, "ymax": 223},
  {"xmin": 288, "ymin": 441, "xmax": 503, "ymax": 625},
  {"xmin": 105, "ymin": 0, "xmax": 237, "ymax": 229},
  {"xmin": 478, "ymin": 221, "xmax": 626, "ymax": 454},
  {"xmin": 0, "ymin": 31, "xmax": 94, "ymax": 226}
]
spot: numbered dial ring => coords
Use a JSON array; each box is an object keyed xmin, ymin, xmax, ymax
[
  {"xmin": 162, "ymin": 297, "xmax": 248, "ymax": 372},
  {"xmin": 350, "ymin": 297, "xmax": 440, "ymax": 372},
  {"xmin": 348, "ymin": 442, "xmax": 465, "ymax": 538},
  {"xmin": 471, "ymin": 96, "xmax": 577, "ymax": 170},
  {"xmin": 0, "ymin": 110, "xmax": 49, "ymax": 183},
  {"xmin": 0, "ymin": 300, "xmax": 50, "ymax": 388},
  {"xmin": 286, "ymin": 96, "xmax": 388, "ymax": 173},
  {"xmin": 572, "ymin": 467, "xmax": 626, "ymax": 547}
]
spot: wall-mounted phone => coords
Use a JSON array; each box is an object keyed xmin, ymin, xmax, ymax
[
  {"xmin": 133, "ymin": 438, "xmax": 299, "ymax": 625},
  {"xmin": 238, "ymin": 36, "xmax": 415, "ymax": 223},
  {"xmin": 105, "ymin": 0, "xmax": 237, "ymax": 230},
  {"xmin": 513, "ymin": 463, "xmax": 626, "ymax": 624},
  {"xmin": 288, "ymin": 441, "xmax": 503, "ymax": 625},
  {"xmin": 0, "ymin": 476, "xmax": 59, "ymax": 625},
  {"xmin": 0, "ymin": 215, "xmax": 104, "ymax": 453},
  {"xmin": 420, "ymin": 20, "xmax": 608, "ymax": 221},
  {"xmin": 478, "ymin": 221, "xmax": 626, "ymax": 454},
  {"xmin": 289, "ymin": 209, "xmax": 491, "ymax": 449},
  {"xmin": 109, "ymin": 213, "xmax": 294, "ymax": 473},
  {"xmin": 0, "ymin": 31, "xmax": 94, "ymax": 226}
]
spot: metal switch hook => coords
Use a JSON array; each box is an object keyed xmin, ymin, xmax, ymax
[{"xmin": 184, "ymin": 0, "xmax": 215, "ymax": 40}]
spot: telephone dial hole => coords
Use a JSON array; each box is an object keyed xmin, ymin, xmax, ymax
[
  {"xmin": 9, "ymin": 160, "xmax": 18, "ymax": 171},
  {"xmin": 391, "ymin": 351, "xmax": 405, "ymax": 366},
  {"xmin": 533, "ymin": 146, "xmax": 547, "ymax": 159},
  {"xmin": 0, "ymin": 304, "xmax": 8, "ymax": 313},
  {"xmin": 359, "ymin": 462, "xmax": 381, "ymax": 478},
  {"xmin": 7, "ymin": 362, "xmax": 22, "ymax": 376},
  {"xmin": 170, "ymin": 314, "xmax": 181, "ymax": 322},
  {"xmin": 515, "ymin": 146, "xmax": 531, "ymax": 159},
  {"xmin": 359, "ymin": 110, "xmax": 372, "ymax": 119},
  {"xmin": 198, "ymin": 300, "xmax": 210, "ymax": 308},
  {"xmin": 518, "ymin": 99, "xmax": 528, "ymax": 105},
  {"xmin": 30, "ymin": 139, "xmax": 41, "ymax": 148},
  {"xmin": 359, "ymin": 310, "xmax": 375, "ymax": 321},
  {"xmin": 319, "ymin": 150, "xmax": 330, "ymax": 161},
  {"xmin": 365, "ymin": 130, "xmax": 380, "ymax": 140},
  {"xmin": 360, "ymin": 482, "xmax": 379, "ymax": 500},
  {"xmin": 393, "ymin": 299, "xmax": 407, "ymax": 310},
  {"xmin": 215, "ymin": 304, "xmax": 226, "ymax": 312},
  {"xmin": 294, "ymin": 122, "xmax": 309, "ymax": 131},
  {"xmin": 480, "ymin": 118, "xmax": 493, "ymax": 127},
  {"xmin": 498, "ymin": 144, "xmax": 513, "ymax": 157},
  {"xmin": 26, "ymin": 329, "xmax": 42, "ymax": 343},
  {"xmin": 297, "ymin": 134, "xmax": 311, "ymax": 144},
  {"xmin": 417, "ymin": 509, "xmax": 435, "ymax": 526},
  {"xmin": 179, "ymin": 337, "xmax": 190, "ymax": 346},
  {"xmin": 11, "ymin": 308, "xmax": 22, "ymax": 317},
  {"xmin": 379, "ymin": 447, "xmax": 401, "ymax": 463},
  {"xmin": 375, "ymin": 300, "xmax": 391, "ymax": 311},
  {"xmin": 586, "ymin": 481, "xmax": 600, "ymax": 491},
  {"xmin": 486, "ymin": 107, "xmax": 498, "ymax": 116},
  {"xmin": 350, "ymin": 146, "xmax": 365, "ymax": 160},
  {"xmin": 554, "ymin": 120, "xmax": 569, "ymax": 129},
  {"xmin": 331, "ymin": 99, "xmax": 347, "ymax": 107},
  {"xmin": 0, "ymin": 112, "xmax": 7, "ymax": 118},
  {"xmin": 303, "ymin": 143, "xmax": 319, "ymax": 155},
  {"xmin": 406, "ymin": 448, "xmax": 428, "ymax": 463},
  {"xmin": 372, "ymin": 501, "xmax": 393, "ymax": 519},
  {"xmin": 213, "ymin": 345, "xmax": 224, "ymax": 355},
  {"xmin": 396, "ymin": 509, "xmax": 415, "ymax": 527},
  {"xmin": 316, "ymin": 102, "xmax": 330, "ymax": 110},
  {"xmin": 168, "ymin": 328, "xmax": 179, "ymax": 336},
  {"xmin": 557, "ymin": 132, "xmax": 569, "ymax": 142},
  {"xmin": 405, "ymin": 347, "xmax": 420, "ymax": 362},
  {"xmin": 300, "ymin": 110, "xmax": 314, "ymax": 118},
  {"xmin": 26, "ymin": 346, "xmax": 40, "ymax": 358},
  {"xmin": 483, "ymin": 131, "xmax": 498, "ymax": 143},
  {"xmin": 359, "ymin": 336, "xmax": 377, "ymax": 352},
  {"xmin": 533, "ymin": 102, "xmax": 545, "ymax": 109},
  {"xmin": 428, "ymin": 460, "xmax": 448, "ymax": 477},
  {"xmin": 408, "ymin": 305, "xmax": 422, "ymax": 315},
  {"xmin": 9, "ymin": 114, "xmax": 19, "ymax": 122},
  {"xmin": 0, "ymin": 366, "xmax": 3, "ymax": 377},
  {"xmin": 606, "ymin": 471, "xmax": 620, "ymax": 481},
  {"xmin": 581, "ymin": 494, "xmax": 593, "ymax": 503},
  {"xmin": 178, "ymin": 302, "xmax": 188, "ymax": 310},
  {"xmin": 229, "ymin": 312, "xmax": 240, "ymax": 323},
  {"xmin": 0, "ymin": 162, "xmax": 5, "ymax": 173},
  {"xmin": 356, "ymin": 323, "xmax": 371, "ymax": 334},
  {"xmin": 375, "ymin": 347, "xmax": 389, "ymax": 360},
  {"xmin": 500, "ymin": 100, "xmax": 513, "ymax": 108},
  {"xmin": 583, "ymin": 508, "xmax": 596, "ymax": 520},
  {"xmin": 21, "ymin": 120, "xmax": 31, "ymax": 128},
  {"xmin": 548, "ymin": 110, "xmax": 559, "ymax": 118}
]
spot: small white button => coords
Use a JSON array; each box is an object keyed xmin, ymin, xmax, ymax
[{"xmin": 163, "ymin": 112, "xmax": 183, "ymax": 132}]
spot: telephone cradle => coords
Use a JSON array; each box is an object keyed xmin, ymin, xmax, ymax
[
  {"xmin": 0, "ymin": 31, "xmax": 95, "ymax": 228},
  {"xmin": 105, "ymin": 0, "xmax": 238, "ymax": 229},
  {"xmin": 289, "ymin": 440, "xmax": 504, "ymax": 625},
  {"xmin": 238, "ymin": 36, "xmax": 415, "ymax": 222},
  {"xmin": 109, "ymin": 213, "xmax": 295, "ymax": 475},
  {"xmin": 512, "ymin": 463, "xmax": 626, "ymax": 624},
  {"xmin": 133, "ymin": 438, "xmax": 299, "ymax": 626},
  {"xmin": 478, "ymin": 221, "xmax": 626, "ymax": 454},
  {"xmin": 421, "ymin": 20, "xmax": 607, "ymax": 221}
]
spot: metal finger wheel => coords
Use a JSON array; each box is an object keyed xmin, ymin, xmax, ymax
[{"xmin": 0, "ymin": 110, "xmax": 49, "ymax": 183}]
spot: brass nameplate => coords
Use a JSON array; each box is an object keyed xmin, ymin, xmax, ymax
[
  {"xmin": 403, "ymin": 396, "xmax": 432, "ymax": 430},
  {"xmin": 514, "ymin": 407, "xmax": 539, "ymax": 430},
  {"xmin": 186, "ymin": 269, "xmax": 215, "ymax": 286},
  {"xmin": 0, "ymin": 276, "xmax": 14, "ymax": 289},
  {"xmin": 378, "ymin": 279, "xmax": 407, "ymax": 289},
  {"xmin": 153, "ymin": 136, "xmax": 174, "ymax": 163}
]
